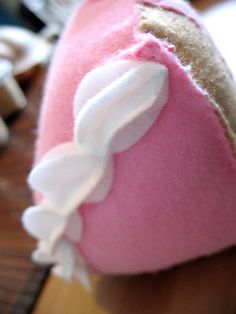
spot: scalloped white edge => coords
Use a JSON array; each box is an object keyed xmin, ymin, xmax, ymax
[{"xmin": 22, "ymin": 59, "xmax": 169, "ymax": 287}]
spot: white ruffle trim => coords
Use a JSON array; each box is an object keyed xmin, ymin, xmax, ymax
[{"xmin": 22, "ymin": 59, "xmax": 168, "ymax": 287}]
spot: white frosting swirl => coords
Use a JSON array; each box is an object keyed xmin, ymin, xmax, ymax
[{"xmin": 22, "ymin": 59, "xmax": 168, "ymax": 286}]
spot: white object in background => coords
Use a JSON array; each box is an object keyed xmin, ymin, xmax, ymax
[
  {"xmin": 0, "ymin": 59, "xmax": 27, "ymax": 118},
  {"xmin": 202, "ymin": 0, "xmax": 236, "ymax": 80},
  {"xmin": 0, "ymin": 26, "xmax": 52, "ymax": 81},
  {"xmin": 0, "ymin": 118, "xmax": 9, "ymax": 147}
]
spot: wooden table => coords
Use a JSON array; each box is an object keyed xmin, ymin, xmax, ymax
[
  {"xmin": 0, "ymin": 68, "xmax": 49, "ymax": 314},
  {"xmin": 34, "ymin": 248, "xmax": 236, "ymax": 314}
]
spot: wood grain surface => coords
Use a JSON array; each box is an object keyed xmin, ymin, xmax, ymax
[
  {"xmin": 34, "ymin": 248, "xmax": 236, "ymax": 314},
  {"xmin": 0, "ymin": 68, "xmax": 49, "ymax": 314}
]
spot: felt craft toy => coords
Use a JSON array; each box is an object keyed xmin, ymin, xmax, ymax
[{"xmin": 22, "ymin": 0, "xmax": 236, "ymax": 288}]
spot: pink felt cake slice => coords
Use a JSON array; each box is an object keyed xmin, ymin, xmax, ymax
[{"xmin": 22, "ymin": 0, "xmax": 236, "ymax": 284}]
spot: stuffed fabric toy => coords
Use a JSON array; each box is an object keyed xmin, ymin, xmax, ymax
[{"xmin": 22, "ymin": 0, "xmax": 236, "ymax": 287}]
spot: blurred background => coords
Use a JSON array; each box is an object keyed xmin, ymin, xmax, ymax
[
  {"xmin": 0, "ymin": 0, "xmax": 78, "ymax": 31},
  {"xmin": 0, "ymin": 2, "xmax": 79, "ymax": 314},
  {"xmin": 0, "ymin": 1, "xmax": 235, "ymax": 314}
]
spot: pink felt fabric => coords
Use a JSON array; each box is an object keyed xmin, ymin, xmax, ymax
[
  {"xmin": 36, "ymin": 0, "xmax": 138, "ymax": 158},
  {"xmin": 36, "ymin": 0, "xmax": 236, "ymax": 274}
]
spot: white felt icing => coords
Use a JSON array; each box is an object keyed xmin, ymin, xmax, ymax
[{"xmin": 22, "ymin": 60, "xmax": 169, "ymax": 286}]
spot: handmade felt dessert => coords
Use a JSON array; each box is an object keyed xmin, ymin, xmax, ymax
[{"xmin": 22, "ymin": 0, "xmax": 236, "ymax": 287}]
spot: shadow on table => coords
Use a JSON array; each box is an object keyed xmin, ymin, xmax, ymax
[{"xmin": 95, "ymin": 248, "xmax": 236, "ymax": 314}]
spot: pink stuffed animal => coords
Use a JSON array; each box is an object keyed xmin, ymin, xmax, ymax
[{"xmin": 22, "ymin": 0, "xmax": 236, "ymax": 287}]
